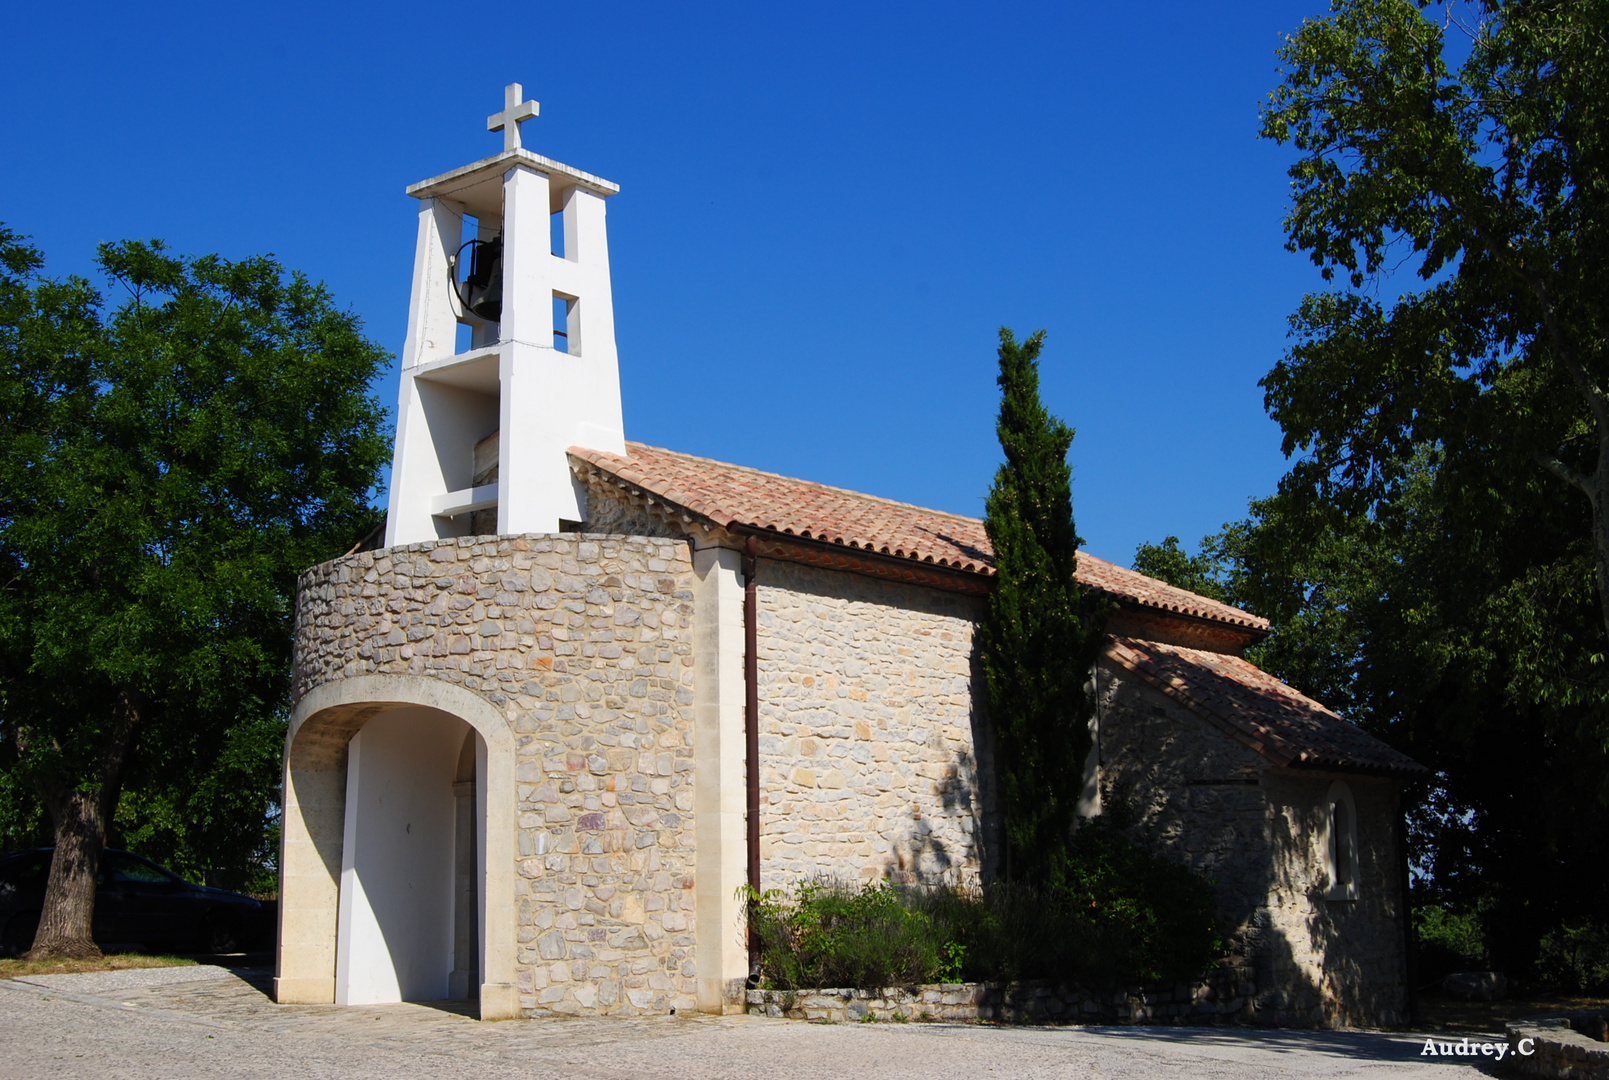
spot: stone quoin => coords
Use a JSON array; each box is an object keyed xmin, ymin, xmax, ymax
[{"xmin": 277, "ymin": 85, "xmax": 1426, "ymax": 1026}]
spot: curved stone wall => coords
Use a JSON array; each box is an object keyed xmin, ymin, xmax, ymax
[{"xmin": 293, "ymin": 533, "xmax": 698, "ymax": 1017}]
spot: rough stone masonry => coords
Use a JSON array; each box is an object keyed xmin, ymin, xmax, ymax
[{"xmin": 296, "ymin": 534, "xmax": 701, "ymax": 1017}]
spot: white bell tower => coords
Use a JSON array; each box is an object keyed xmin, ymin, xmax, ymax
[{"xmin": 384, "ymin": 84, "xmax": 626, "ymax": 545}]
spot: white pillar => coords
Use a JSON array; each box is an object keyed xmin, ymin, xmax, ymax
[
  {"xmin": 400, "ymin": 198, "xmax": 461, "ymax": 372},
  {"xmin": 386, "ymin": 200, "xmax": 465, "ymax": 547},
  {"xmin": 495, "ymin": 165, "xmax": 626, "ymax": 533},
  {"xmin": 692, "ymin": 545, "xmax": 751, "ymax": 1013},
  {"xmin": 498, "ymin": 165, "xmax": 570, "ymax": 533},
  {"xmin": 560, "ymin": 186, "xmax": 626, "ymax": 453}
]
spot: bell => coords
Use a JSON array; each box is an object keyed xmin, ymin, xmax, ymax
[{"xmin": 455, "ymin": 234, "xmax": 503, "ymax": 323}]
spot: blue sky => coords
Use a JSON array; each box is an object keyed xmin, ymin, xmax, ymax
[{"xmin": 2, "ymin": 1, "xmax": 1332, "ymax": 565}]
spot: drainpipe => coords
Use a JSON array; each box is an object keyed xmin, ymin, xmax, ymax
[{"xmin": 743, "ymin": 534, "xmax": 761, "ymax": 982}]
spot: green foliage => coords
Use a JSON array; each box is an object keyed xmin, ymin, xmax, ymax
[
  {"xmin": 937, "ymin": 941, "xmax": 966, "ymax": 983},
  {"xmin": 1060, "ymin": 816, "xmax": 1224, "ymax": 984},
  {"xmin": 749, "ymin": 826, "xmax": 1222, "ymax": 990},
  {"xmin": 0, "ymin": 224, "xmax": 390, "ymax": 892},
  {"xmin": 1536, "ymin": 922, "xmax": 1609, "ymax": 994},
  {"xmin": 979, "ymin": 328, "xmax": 1107, "ymax": 888},
  {"xmin": 1162, "ymin": 0, "xmax": 1609, "ymax": 978},
  {"xmin": 1131, "ymin": 537, "xmax": 1230, "ymax": 603},
  {"xmin": 1415, "ymin": 905, "xmax": 1490, "ymax": 982},
  {"xmin": 113, "ymin": 714, "xmax": 288, "ymax": 893},
  {"xmin": 748, "ymin": 881, "xmax": 947, "ymax": 990}
]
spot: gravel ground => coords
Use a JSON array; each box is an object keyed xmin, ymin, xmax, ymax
[{"xmin": 0, "ymin": 966, "xmax": 1497, "ymax": 1080}]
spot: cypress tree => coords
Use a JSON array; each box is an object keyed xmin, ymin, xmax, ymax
[{"xmin": 980, "ymin": 327, "xmax": 1106, "ymax": 887}]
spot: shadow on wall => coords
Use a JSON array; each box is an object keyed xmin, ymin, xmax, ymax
[
  {"xmin": 1094, "ymin": 674, "xmax": 1338, "ymax": 1025},
  {"xmin": 888, "ymin": 638, "xmax": 997, "ymax": 886},
  {"xmin": 887, "ymin": 749, "xmax": 980, "ymax": 884},
  {"xmin": 1266, "ymin": 775, "xmax": 1407, "ymax": 1027}
]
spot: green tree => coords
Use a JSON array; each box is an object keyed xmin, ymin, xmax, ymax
[
  {"xmin": 0, "ymin": 226, "xmax": 389, "ymax": 957},
  {"xmin": 1259, "ymin": 0, "xmax": 1609, "ymax": 637},
  {"xmin": 1131, "ymin": 536, "xmax": 1230, "ymax": 604},
  {"xmin": 1137, "ymin": 454, "xmax": 1609, "ymax": 973},
  {"xmin": 1246, "ymin": 0, "xmax": 1609, "ymax": 972},
  {"xmin": 979, "ymin": 328, "xmax": 1106, "ymax": 888}
]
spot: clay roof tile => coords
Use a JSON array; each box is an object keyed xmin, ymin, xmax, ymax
[
  {"xmin": 570, "ymin": 442, "xmax": 1269, "ymax": 631},
  {"xmin": 1103, "ymin": 636, "xmax": 1426, "ymax": 776}
]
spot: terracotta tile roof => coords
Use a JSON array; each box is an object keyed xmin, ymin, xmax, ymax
[
  {"xmin": 1104, "ymin": 637, "xmax": 1426, "ymax": 776},
  {"xmin": 569, "ymin": 442, "xmax": 1268, "ymax": 631}
]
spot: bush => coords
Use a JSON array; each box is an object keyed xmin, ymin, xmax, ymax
[
  {"xmin": 1061, "ymin": 817, "xmax": 1225, "ymax": 983},
  {"xmin": 749, "ymin": 821, "xmax": 1224, "ymax": 990},
  {"xmin": 1414, "ymin": 906, "xmax": 1489, "ymax": 982},
  {"xmin": 1536, "ymin": 923, "xmax": 1609, "ymax": 994},
  {"xmin": 748, "ymin": 881, "xmax": 946, "ymax": 989}
]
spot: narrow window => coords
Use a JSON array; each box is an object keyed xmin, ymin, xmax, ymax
[
  {"xmin": 1332, "ymin": 799, "xmax": 1352, "ymax": 886},
  {"xmin": 553, "ymin": 295, "xmax": 570, "ymax": 353},
  {"xmin": 553, "ymin": 293, "xmax": 579, "ymax": 355},
  {"xmin": 1325, "ymin": 780, "xmax": 1359, "ymax": 900}
]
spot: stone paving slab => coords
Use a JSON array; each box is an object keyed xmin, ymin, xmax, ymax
[{"xmin": 0, "ymin": 967, "xmax": 1495, "ymax": 1080}]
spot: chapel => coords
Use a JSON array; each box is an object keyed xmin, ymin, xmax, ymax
[{"xmin": 275, "ymin": 86, "xmax": 1426, "ymax": 1027}]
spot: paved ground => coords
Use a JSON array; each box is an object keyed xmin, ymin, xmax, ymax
[{"xmin": 0, "ymin": 965, "xmax": 1499, "ymax": 1080}]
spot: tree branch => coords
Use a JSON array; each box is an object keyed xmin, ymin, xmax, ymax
[
  {"xmin": 1444, "ymin": 187, "xmax": 1609, "ymax": 426},
  {"xmin": 1515, "ymin": 265, "xmax": 1605, "ymax": 425},
  {"xmin": 1532, "ymin": 448, "xmax": 1596, "ymax": 506}
]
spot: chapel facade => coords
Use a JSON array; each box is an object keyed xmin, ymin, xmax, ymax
[{"xmin": 274, "ymin": 88, "xmax": 1425, "ymax": 1027}]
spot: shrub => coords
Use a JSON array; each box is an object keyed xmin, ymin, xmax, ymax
[
  {"xmin": 748, "ymin": 881, "xmax": 945, "ymax": 989},
  {"xmin": 749, "ymin": 825, "xmax": 1223, "ymax": 990},
  {"xmin": 1536, "ymin": 923, "xmax": 1609, "ymax": 994},
  {"xmin": 1061, "ymin": 817, "xmax": 1224, "ymax": 983},
  {"xmin": 1414, "ymin": 906, "xmax": 1489, "ymax": 982}
]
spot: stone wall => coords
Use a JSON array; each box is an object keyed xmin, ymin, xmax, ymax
[
  {"xmin": 1259, "ymin": 770, "xmax": 1407, "ymax": 1027},
  {"xmin": 753, "ymin": 559, "xmax": 994, "ymax": 889},
  {"xmin": 576, "ymin": 475, "xmax": 686, "ymax": 539},
  {"xmin": 746, "ymin": 978, "xmax": 1261, "ymax": 1025},
  {"xmin": 295, "ymin": 534, "xmax": 700, "ymax": 1017},
  {"xmin": 1095, "ymin": 662, "xmax": 1409, "ymax": 1027},
  {"xmin": 1507, "ymin": 1017, "xmax": 1609, "ymax": 1080}
]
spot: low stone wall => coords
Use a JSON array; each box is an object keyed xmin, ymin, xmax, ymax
[
  {"xmin": 1506, "ymin": 1016, "xmax": 1609, "ymax": 1080},
  {"xmin": 746, "ymin": 978, "xmax": 1256, "ymax": 1025}
]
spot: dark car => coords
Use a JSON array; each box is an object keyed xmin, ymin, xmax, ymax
[{"xmin": 0, "ymin": 848, "xmax": 266, "ymax": 958}]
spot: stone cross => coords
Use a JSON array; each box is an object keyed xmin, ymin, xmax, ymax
[{"xmin": 487, "ymin": 83, "xmax": 540, "ymax": 153}]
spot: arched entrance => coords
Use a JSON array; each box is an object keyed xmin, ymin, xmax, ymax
[{"xmin": 274, "ymin": 675, "xmax": 519, "ymax": 1020}]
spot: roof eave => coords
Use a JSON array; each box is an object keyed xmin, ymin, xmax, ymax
[{"xmin": 1104, "ymin": 594, "xmax": 1271, "ymax": 643}]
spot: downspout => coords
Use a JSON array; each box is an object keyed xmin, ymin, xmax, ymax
[{"xmin": 743, "ymin": 534, "xmax": 761, "ymax": 983}]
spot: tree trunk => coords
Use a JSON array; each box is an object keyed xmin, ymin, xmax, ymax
[
  {"xmin": 24, "ymin": 693, "xmax": 139, "ymax": 961},
  {"xmin": 25, "ymin": 791, "xmax": 113, "ymax": 960}
]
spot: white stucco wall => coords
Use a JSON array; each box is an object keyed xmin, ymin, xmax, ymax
[{"xmin": 334, "ymin": 707, "xmax": 470, "ymax": 1005}]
